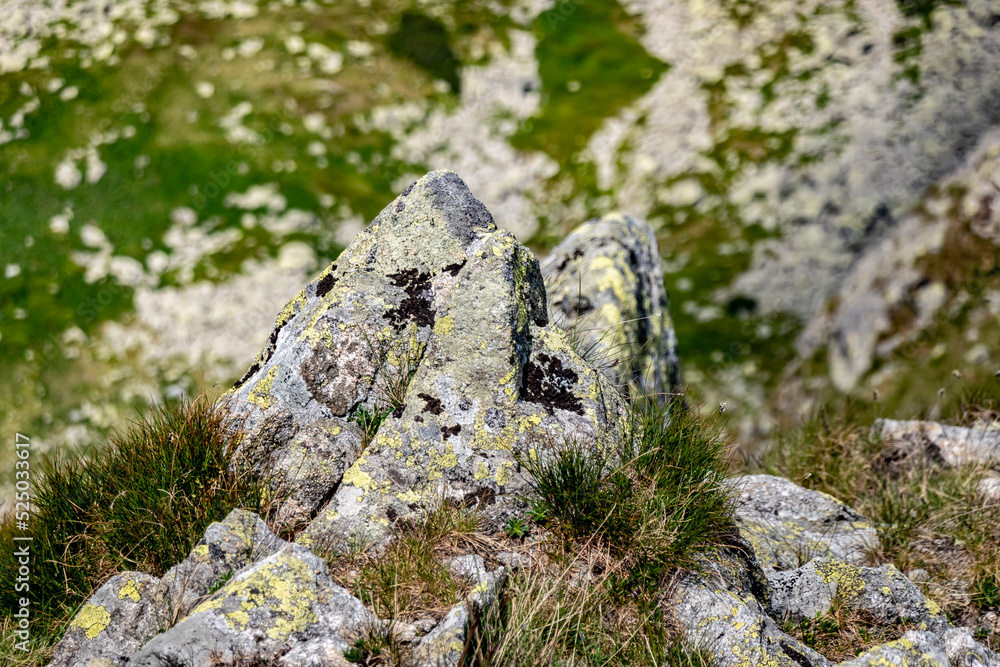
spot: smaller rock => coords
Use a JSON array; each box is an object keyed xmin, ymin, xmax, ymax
[
  {"xmin": 409, "ymin": 567, "xmax": 505, "ymax": 667},
  {"xmin": 495, "ymin": 551, "xmax": 531, "ymax": 572},
  {"xmin": 876, "ymin": 419, "xmax": 1000, "ymax": 467},
  {"xmin": 942, "ymin": 627, "xmax": 1000, "ymax": 667},
  {"xmin": 48, "ymin": 572, "xmax": 164, "ymax": 667},
  {"xmin": 153, "ymin": 508, "xmax": 287, "ymax": 622},
  {"xmin": 447, "ymin": 554, "xmax": 488, "ymax": 581},
  {"xmin": 837, "ymin": 630, "xmax": 949, "ymax": 667},
  {"xmin": 978, "ymin": 474, "xmax": 1000, "ymax": 503},
  {"xmin": 730, "ymin": 474, "xmax": 879, "ymax": 571},
  {"xmin": 767, "ymin": 557, "xmax": 948, "ymax": 633},
  {"xmin": 129, "ymin": 544, "xmax": 373, "ymax": 667}
]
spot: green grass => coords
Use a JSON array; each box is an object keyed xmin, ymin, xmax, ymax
[
  {"xmin": 521, "ymin": 397, "xmax": 737, "ymax": 600},
  {"xmin": 511, "ymin": 0, "xmax": 667, "ymax": 168},
  {"xmin": 0, "ymin": 397, "xmax": 280, "ymax": 659}
]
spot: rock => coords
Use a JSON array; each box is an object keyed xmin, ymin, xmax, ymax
[
  {"xmin": 836, "ymin": 630, "xmax": 950, "ymax": 667},
  {"xmin": 224, "ymin": 170, "xmax": 627, "ymax": 548},
  {"xmin": 730, "ymin": 474, "xmax": 879, "ymax": 571},
  {"xmin": 410, "ymin": 566, "xmax": 506, "ymax": 667},
  {"xmin": 979, "ymin": 474, "xmax": 1000, "ymax": 503},
  {"xmin": 942, "ymin": 627, "xmax": 1000, "ymax": 667},
  {"xmin": 446, "ymin": 554, "xmax": 488, "ymax": 581},
  {"xmin": 129, "ymin": 544, "xmax": 372, "ymax": 667},
  {"xmin": 541, "ymin": 213, "xmax": 681, "ymax": 398},
  {"xmin": 670, "ymin": 543, "xmax": 831, "ymax": 667},
  {"xmin": 152, "ymin": 508, "xmax": 287, "ymax": 624},
  {"xmin": 876, "ymin": 419, "xmax": 1000, "ymax": 467},
  {"xmin": 495, "ymin": 551, "xmax": 531, "ymax": 572},
  {"xmin": 48, "ymin": 572, "xmax": 163, "ymax": 667},
  {"xmin": 767, "ymin": 557, "xmax": 948, "ymax": 633}
]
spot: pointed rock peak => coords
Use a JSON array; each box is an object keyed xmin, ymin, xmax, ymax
[{"xmin": 383, "ymin": 170, "xmax": 496, "ymax": 248}]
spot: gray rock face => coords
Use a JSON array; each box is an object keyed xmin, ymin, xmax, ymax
[
  {"xmin": 48, "ymin": 572, "xmax": 163, "ymax": 667},
  {"xmin": 876, "ymin": 418, "xmax": 1000, "ymax": 467},
  {"xmin": 730, "ymin": 474, "xmax": 880, "ymax": 571},
  {"xmin": 671, "ymin": 544, "xmax": 832, "ymax": 667},
  {"xmin": 942, "ymin": 627, "xmax": 1000, "ymax": 667},
  {"xmin": 153, "ymin": 509, "xmax": 287, "ymax": 624},
  {"xmin": 541, "ymin": 213, "xmax": 681, "ymax": 398},
  {"xmin": 767, "ymin": 557, "xmax": 948, "ymax": 633},
  {"xmin": 223, "ymin": 170, "xmax": 627, "ymax": 549},
  {"xmin": 129, "ymin": 544, "xmax": 372, "ymax": 667}
]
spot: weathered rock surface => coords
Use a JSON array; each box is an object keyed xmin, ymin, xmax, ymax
[
  {"xmin": 731, "ymin": 474, "xmax": 879, "ymax": 571},
  {"xmin": 767, "ymin": 557, "xmax": 948, "ymax": 633},
  {"xmin": 224, "ymin": 170, "xmax": 627, "ymax": 548},
  {"xmin": 541, "ymin": 213, "xmax": 681, "ymax": 398},
  {"xmin": 876, "ymin": 418, "xmax": 1000, "ymax": 467},
  {"xmin": 837, "ymin": 630, "xmax": 951, "ymax": 667},
  {"xmin": 152, "ymin": 509, "xmax": 287, "ymax": 624},
  {"xmin": 129, "ymin": 543, "xmax": 371, "ymax": 667},
  {"xmin": 48, "ymin": 572, "xmax": 163, "ymax": 667},
  {"xmin": 671, "ymin": 543, "xmax": 832, "ymax": 667}
]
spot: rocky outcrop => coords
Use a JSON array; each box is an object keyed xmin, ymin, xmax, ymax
[
  {"xmin": 225, "ymin": 170, "xmax": 628, "ymax": 548},
  {"xmin": 541, "ymin": 213, "xmax": 681, "ymax": 399},
  {"xmin": 47, "ymin": 175, "xmax": 999, "ymax": 667}
]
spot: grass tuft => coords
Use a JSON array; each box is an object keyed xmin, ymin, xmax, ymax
[{"xmin": 521, "ymin": 398, "xmax": 737, "ymax": 600}]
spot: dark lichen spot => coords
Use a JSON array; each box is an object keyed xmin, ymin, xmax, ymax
[
  {"xmin": 392, "ymin": 406, "xmax": 405, "ymax": 419},
  {"xmin": 533, "ymin": 316, "xmax": 548, "ymax": 327},
  {"xmin": 521, "ymin": 353, "xmax": 584, "ymax": 415},
  {"xmin": 779, "ymin": 639, "xmax": 812, "ymax": 667},
  {"xmin": 417, "ymin": 392, "xmax": 444, "ymax": 415},
  {"xmin": 402, "ymin": 181, "xmax": 416, "ymax": 196},
  {"xmin": 386, "ymin": 268, "xmax": 436, "ymax": 331},
  {"xmin": 484, "ymin": 407, "xmax": 506, "ymax": 430},
  {"xmin": 414, "ymin": 415, "xmax": 424, "ymax": 423},
  {"xmin": 442, "ymin": 260, "xmax": 466, "ymax": 276},
  {"xmin": 385, "ymin": 506, "xmax": 398, "ymax": 522},
  {"xmin": 395, "ymin": 200, "xmax": 405, "ymax": 213},
  {"xmin": 316, "ymin": 269, "xmax": 337, "ymax": 298},
  {"xmin": 234, "ymin": 362, "xmax": 260, "ymax": 389},
  {"xmin": 441, "ymin": 424, "xmax": 461, "ymax": 440},
  {"xmin": 558, "ymin": 294, "xmax": 593, "ymax": 318},
  {"xmin": 555, "ymin": 247, "xmax": 585, "ymax": 272}
]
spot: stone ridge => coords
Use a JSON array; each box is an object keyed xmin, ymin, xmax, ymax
[{"xmin": 223, "ymin": 170, "xmax": 628, "ymax": 549}]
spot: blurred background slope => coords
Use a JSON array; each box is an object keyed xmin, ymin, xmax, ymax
[{"xmin": 2, "ymin": 0, "xmax": 1000, "ymax": 499}]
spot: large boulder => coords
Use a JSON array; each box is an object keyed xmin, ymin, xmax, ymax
[
  {"xmin": 541, "ymin": 213, "xmax": 681, "ymax": 398},
  {"xmin": 224, "ymin": 170, "xmax": 628, "ymax": 548}
]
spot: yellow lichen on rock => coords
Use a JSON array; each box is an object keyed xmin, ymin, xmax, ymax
[
  {"xmin": 70, "ymin": 604, "xmax": 111, "ymax": 640},
  {"xmin": 117, "ymin": 579, "xmax": 141, "ymax": 603}
]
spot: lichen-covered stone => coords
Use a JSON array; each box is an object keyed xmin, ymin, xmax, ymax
[
  {"xmin": 670, "ymin": 544, "xmax": 831, "ymax": 667},
  {"xmin": 152, "ymin": 508, "xmax": 287, "ymax": 622},
  {"xmin": 730, "ymin": 474, "xmax": 879, "ymax": 571},
  {"xmin": 767, "ymin": 557, "xmax": 948, "ymax": 633},
  {"xmin": 835, "ymin": 630, "xmax": 950, "ymax": 667},
  {"xmin": 48, "ymin": 572, "xmax": 163, "ymax": 667},
  {"xmin": 129, "ymin": 544, "xmax": 372, "ymax": 667},
  {"xmin": 409, "ymin": 566, "xmax": 506, "ymax": 667},
  {"xmin": 876, "ymin": 418, "xmax": 1000, "ymax": 468},
  {"xmin": 541, "ymin": 213, "xmax": 681, "ymax": 398},
  {"xmin": 214, "ymin": 170, "xmax": 631, "ymax": 549},
  {"xmin": 942, "ymin": 627, "xmax": 1000, "ymax": 667}
]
